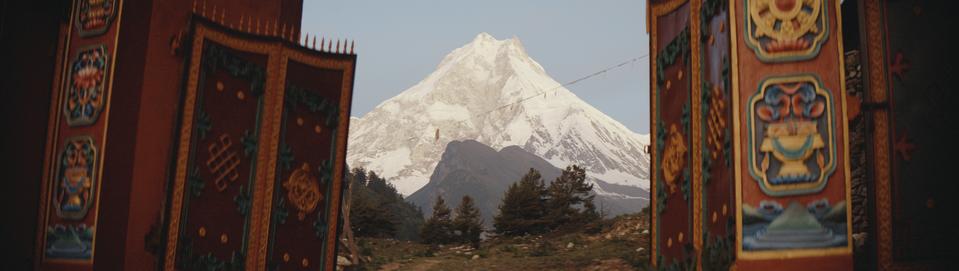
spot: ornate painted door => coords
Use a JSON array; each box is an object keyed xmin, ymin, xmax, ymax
[
  {"xmin": 860, "ymin": 0, "xmax": 958, "ymax": 269},
  {"xmin": 650, "ymin": 1, "xmax": 696, "ymax": 269},
  {"xmin": 163, "ymin": 17, "xmax": 355, "ymax": 271},
  {"xmin": 36, "ymin": 0, "xmax": 125, "ymax": 270}
]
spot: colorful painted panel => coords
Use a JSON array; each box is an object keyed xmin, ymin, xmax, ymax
[
  {"xmin": 39, "ymin": 0, "xmax": 123, "ymax": 267},
  {"xmin": 76, "ymin": 0, "xmax": 117, "ymax": 37},
  {"xmin": 266, "ymin": 59, "xmax": 348, "ymax": 270},
  {"xmin": 699, "ymin": 0, "xmax": 735, "ymax": 268},
  {"xmin": 743, "ymin": 0, "xmax": 828, "ymax": 62},
  {"xmin": 651, "ymin": 1, "xmax": 694, "ymax": 269},
  {"xmin": 172, "ymin": 42, "xmax": 267, "ymax": 270},
  {"xmin": 64, "ymin": 45, "xmax": 109, "ymax": 127},
  {"xmin": 44, "ymin": 137, "xmax": 99, "ymax": 260},
  {"xmin": 746, "ymin": 74, "xmax": 836, "ymax": 197},
  {"xmin": 54, "ymin": 137, "xmax": 99, "ymax": 220},
  {"xmin": 727, "ymin": 0, "xmax": 851, "ymax": 267}
]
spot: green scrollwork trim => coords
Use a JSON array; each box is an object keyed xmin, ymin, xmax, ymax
[
  {"xmin": 202, "ymin": 44, "xmax": 266, "ymax": 97},
  {"xmin": 233, "ymin": 185, "xmax": 252, "ymax": 216},
  {"xmin": 188, "ymin": 166, "xmax": 205, "ymax": 198},
  {"xmin": 177, "ymin": 236, "xmax": 246, "ymax": 271},
  {"xmin": 285, "ymin": 84, "xmax": 340, "ymax": 128},
  {"xmin": 240, "ymin": 129, "xmax": 257, "ymax": 158},
  {"xmin": 656, "ymin": 27, "xmax": 690, "ymax": 87}
]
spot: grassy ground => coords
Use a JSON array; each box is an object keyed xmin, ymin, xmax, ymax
[{"xmin": 342, "ymin": 213, "xmax": 651, "ymax": 271}]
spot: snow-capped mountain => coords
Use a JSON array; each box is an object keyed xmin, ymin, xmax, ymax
[{"xmin": 347, "ymin": 32, "xmax": 650, "ymax": 197}]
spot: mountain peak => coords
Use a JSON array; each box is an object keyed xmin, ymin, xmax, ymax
[
  {"xmin": 348, "ymin": 32, "xmax": 651, "ymax": 197},
  {"xmin": 472, "ymin": 32, "xmax": 496, "ymax": 42}
]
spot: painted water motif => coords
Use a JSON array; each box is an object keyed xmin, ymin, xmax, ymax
[
  {"xmin": 45, "ymin": 224, "xmax": 95, "ymax": 260},
  {"xmin": 742, "ymin": 199, "xmax": 847, "ymax": 250}
]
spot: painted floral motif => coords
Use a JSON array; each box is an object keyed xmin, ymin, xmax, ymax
[
  {"xmin": 76, "ymin": 0, "xmax": 116, "ymax": 37},
  {"xmin": 747, "ymin": 75, "xmax": 836, "ymax": 196},
  {"xmin": 64, "ymin": 46, "xmax": 108, "ymax": 126},
  {"xmin": 55, "ymin": 137, "xmax": 98, "ymax": 220},
  {"xmin": 745, "ymin": 0, "xmax": 828, "ymax": 62}
]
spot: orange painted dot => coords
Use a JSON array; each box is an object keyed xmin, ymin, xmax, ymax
[
  {"xmin": 301, "ymin": 258, "xmax": 309, "ymax": 267},
  {"xmin": 722, "ymin": 204, "xmax": 728, "ymax": 216},
  {"xmin": 236, "ymin": 91, "xmax": 245, "ymax": 100},
  {"xmin": 216, "ymin": 82, "xmax": 224, "ymax": 92},
  {"xmin": 667, "ymin": 238, "xmax": 673, "ymax": 248},
  {"xmin": 719, "ymin": 22, "xmax": 726, "ymax": 33},
  {"xmin": 314, "ymin": 125, "xmax": 322, "ymax": 134},
  {"xmin": 666, "ymin": 80, "xmax": 672, "ymax": 90},
  {"xmin": 712, "ymin": 211, "xmax": 718, "ymax": 223},
  {"xmin": 678, "ymin": 232, "xmax": 684, "ymax": 242},
  {"xmin": 283, "ymin": 253, "xmax": 291, "ymax": 262},
  {"xmin": 677, "ymin": 70, "xmax": 684, "ymax": 80},
  {"xmin": 198, "ymin": 227, "xmax": 207, "ymax": 237},
  {"xmin": 296, "ymin": 117, "xmax": 304, "ymax": 126},
  {"xmin": 220, "ymin": 234, "xmax": 228, "ymax": 244}
]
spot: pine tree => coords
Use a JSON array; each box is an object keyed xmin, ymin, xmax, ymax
[
  {"xmin": 545, "ymin": 165, "xmax": 597, "ymax": 229},
  {"xmin": 349, "ymin": 180, "xmax": 396, "ymax": 238},
  {"xmin": 494, "ymin": 168, "xmax": 549, "ymax": 236},
  {"xmin": 420, "ymin": 194, "xmax": 454, "ymax": 244},
  {"xmin": 342, "ymin": 168, "xmax": 422, "ymax": 240},
  {"xmin": 452, "ymin": 196, "xmax": 483, "ymax": 248}
]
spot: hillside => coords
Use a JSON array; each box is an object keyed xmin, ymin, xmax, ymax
[
  {"xmin": 407, "ymin": 140, "xmax": 649, "ymax": 226},
  {"xmin": 338, "ymin": 212, "xmax": 651, "ymax": 271}
]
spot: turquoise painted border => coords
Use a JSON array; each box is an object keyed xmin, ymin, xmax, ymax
[
  {"xmin": 741, "ymin": 0, "xmax": 829, "ymax": 63},
  {"xmin": 745, "ymin": 73, "xmax": 838, "ymax": 197}
]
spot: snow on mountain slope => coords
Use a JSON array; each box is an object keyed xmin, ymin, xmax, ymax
[{"xmin": 347, "ymin": 33, "xmax": 650, "ymax": 196}]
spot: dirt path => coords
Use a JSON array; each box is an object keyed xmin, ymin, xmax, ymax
[{"xmin": 378, "ymin": 259, "xmax": 442, "ymax": 271}]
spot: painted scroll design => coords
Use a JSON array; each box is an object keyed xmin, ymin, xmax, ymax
[
  {"xmin": 744, "ymin": 0, "xmax": 828, "ymax": 62},
  {"xmin": 64, "ymin": 46, "xmax": 108, "ymax": 127},
  {"xmin": 45, "ymin": 136, "xmax": 98, "ymax": 260},
  {"xmin": 76, "ymin": 0, "xmax": 116, "ymax": 37},
  {"xmin": 747, "ymin": 74, "xmax": 836, "ymax": 196}
]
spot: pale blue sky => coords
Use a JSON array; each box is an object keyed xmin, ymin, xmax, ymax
[{"xmin": 301, "ymin": 0, "xmax": 650, "ymax": 133}]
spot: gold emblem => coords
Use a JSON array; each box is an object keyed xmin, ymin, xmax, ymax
[
  {"xmin": 707, "ymin": 85, "xmax": 727, "ymax": 160},
  {"xmin": 662, "ymin": 123, "xmax": 687, "ymax": 194},
  {"xmin": 284, "ymin": 162, "xmax": 322, "ymax": 221},
  {"xmin": 746, "ymin": 0, "xmax": 827, "ymax": 61},
  {"xmin": 206, "ymin": 134, "xmax": 240, "ymax": 192}
]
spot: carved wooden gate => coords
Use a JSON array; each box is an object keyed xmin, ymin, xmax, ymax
[
  {"xmin": 163, "ymin": 17, "xmax": 355, "ymax": 271},
  {"xmin": 649, "ymin": 0, "xmax": 854, "ymax": 269}
]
